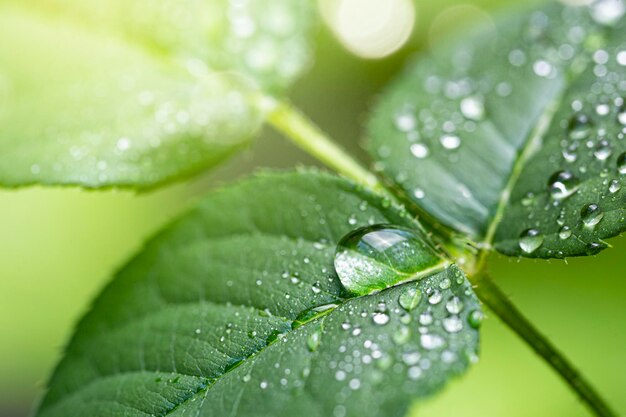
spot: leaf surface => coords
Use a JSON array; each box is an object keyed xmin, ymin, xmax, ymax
[
  {"xmin": 0, "ymin": 1, "xmax": 314, "ymax": 188},
  {"xmin": 36, "ymin": 171, "xmax": 481, "ymax": 417},
  {"xmin": 368, "ymin": 2, "xmax": 626, "ymax": 257}
]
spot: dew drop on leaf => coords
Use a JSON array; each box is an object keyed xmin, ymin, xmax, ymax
[
  {"xmin": 548, "ymin": 170, "xmax": 580, "ymax": 200},
  {"xmin": 580, "ymin": 203, "xmax": 604, "ymax": 228},
  {"xmin": 468, "ymin": 310, "xmax": 484, "ymax": 329},
  {"xmin": 445, "ymin": 296, "xmax": 464, "ymax": 314},
  {"xmin": 567, "ymin": 113, "xmax": 593, "ymax": 140},
  {"xmin": 558, "ymin": 225, "xmax": 572, "ymax": 240},
  {"xmin": 459, "ymin": 96, "xmax": 485, "ymax": 121},
  {"xmin": 410, "ymin": 143, "xmax": 429, "ymax": 159},
  {"xmin": 440, "ymin": 134, "xmax": 461, "ymax": 150},
  {"xmin": 307, "ymin": 329, "xmax": 321, "ymax": 352},
  {"xmin": 593, "ymin": 140, "xmax": 612, "ymax": 161},
  {"xmin": 617, "ymin": 152, "xmax": 626, "ymax": 174},
  {"xmin": 398, "ymin": 286, "xmax": 422, "ymax": 311},
  {"xmin": 608, "ymin": 179, "xmax": 621, "ymax": 193},
  {"xmin": 333, "ymin": 224, "xmax": 442, "ymax": 295},
  {"xmin": 442, "ymin": 316, "xmax": 463, "ymax": 333},
  {"xmin": 518, "ymin": 228, "xmax": 544, "ymax": 254}
]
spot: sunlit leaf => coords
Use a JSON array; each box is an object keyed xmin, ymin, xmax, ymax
[
  {"xmin": 0, "ymin": 1, "xmax": 315, "ymax": 188},
  {"xmin": 36, "ymin": 171, "xmax": 481, "ymax": 417},
  {"xmin": 368, "ymin": 2, "xmax": 626, "ymax": 258}
]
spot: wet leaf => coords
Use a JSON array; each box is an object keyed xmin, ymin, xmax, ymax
[
  {"xmin": 368, "ymin": 2, "xmax": 626, "ymax": 258},
  {"xmin": 36, "ymin": 171, "xmax": 480, "ymax": 417}
]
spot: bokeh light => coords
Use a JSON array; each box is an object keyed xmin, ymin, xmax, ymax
[{"xmin": 319, "ymin": 0, "xmax": 416, "ymax": 59}]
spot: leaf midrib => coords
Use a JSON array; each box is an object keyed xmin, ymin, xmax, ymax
[{"xmin": 477, "ymin": 30, "xmax": 607, "ymax": 257}]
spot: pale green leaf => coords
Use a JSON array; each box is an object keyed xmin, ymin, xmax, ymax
[
  {"xmin": 36, "ymin": 171, "xmax": 481, "ymax": 417},
  {"xmin": 0, "ymin": 1, "xmax": 315, "ymax": 188},
  {"xmin": 368, "ymin": 2, "xmax": 626, "ymax": 258}
]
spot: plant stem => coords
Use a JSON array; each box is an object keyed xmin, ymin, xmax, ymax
[
  {"xmin": 472, "ymin": 272, "xmax": 616, "ymax": 417},
  {"xmin": 266, "ymin": 98, "xmax": 617, "ymax": 417},
  {"xmin": 263, "ymin": 99, "xmax": 386, "ymax": 195}
]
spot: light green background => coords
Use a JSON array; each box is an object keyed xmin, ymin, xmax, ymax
[{"xmin": 1, "ymin": 0, "xmax": 624, "ymax": 416}]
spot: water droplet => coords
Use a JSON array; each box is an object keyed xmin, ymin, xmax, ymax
[
  {"xmin": 567, "ymin": 113, "xmax": 593, "ymax": 140},
  {"xmin": 398, "ymin": 286, "xmax": 422, "ymax": 311},
  {"xmin": 609, "ymin": 179, "xmax": 621, "ymax": 193},
  {"xmin": 533, "ymin": 60, "xmax": 554, "ymax": 78},
  {"xmin": 617, "ymin": 152, "xmax": 626, "ymax": 174},
  {"xmin": 593, "ymin": 140, "xmax": 612, "ymax": 161},
  {"xmin": 334, "ymin": 225, "xmax": 442, "ymax": 295},
  {"xmin": 420, "ymin": 334, "xmax": 445, "ymax": 350},
  {"xmin": 468, "ymin": 310, "xmax": 484, "ymax": 329},
  {"xmin": 260, "ymin": 380, "xmax": 269, "ymax": 389},
  {"xmin": 393, "ymin": 326, "xmax": 411, "ymax": 345},
  {"xmin": 445, "ymin": 296, "xmax": 464, "ymax": 314},
  {"xmin": 618, "ymin": 105, "xmax": 626, "ymax": 125},
  {"xmin": 308, "ymin": 330, "xmax": 321, "ymax": 352},
  {"xmin": 428, "ymin": 289, "xmax": 443, "ymax": 305},
  {"xmin": 443, "ymin": 316, "xmax": 463, "ymax": 333},
  {"xmin": 440, "ymin": 134, "xmax": 461, "ymax": 150},
  {"xmin": 580, "ymin": 203, "xmax": 604, "ymax": 228},
  {"xmin": 395, "ymin": 110, "xmax": 417, "ymax": 132},
  {"xmin": 521, "ymin": 192, "xmax": 536, "ymax": 207},
  {"xmin": 518, "ymin": 229, "xmax": 544, "ymax": 254},
  {"xmin": 460, "ymin": 96, "xmax": 485, "ymax": 120},
  {"xmin": 410, "ymin": 143, "xmax": 429, "ymax": 159},
  {"xmin": 408, "ymin": 366, "xmax": 423, "ymax": 380},
  {"xmin": 559, "ymin": 226, "xmax": 572, "ymax": 240},
  {"xmin": 548, "ymin": 170, "xmax": 580, "ymax": 200},
  {"xmin": 413, "ymin": 188, "xmax": 425, "ymax": 199},
  {"xmin": 419, "ymin": 312, "xmax": 433, "ymax": 325},
  {"xmin": 372, "ymin": 311, "xmax": 390, "ymax": 326}
]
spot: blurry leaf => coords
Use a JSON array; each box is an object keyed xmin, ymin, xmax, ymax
[
  {"xmin": 368, "ymin": 2, "xmax": 626, "ymax": 258},
  {"xmin": 36, "ymin": 171, "xmax": 480, "ymax": 417},
  {"xmin": 0, "ymin": 1, "xmax": 315, "ymax": 188}
]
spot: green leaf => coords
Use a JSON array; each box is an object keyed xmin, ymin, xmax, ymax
[
  {"xmin": 36, "ymin": 171, "xmax": 481, "ymax": 417},
  {"xmin": 0, "ymin": 1, "xmax": 315, "ymax": 189},
  {"xmin": 368, "ymin": 2, "xmax": 626, "ymax": 258}
]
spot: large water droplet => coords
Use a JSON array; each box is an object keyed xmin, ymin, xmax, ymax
[
  {"xmin": 580, "ymin": 203, "xmax": 604, "ymax": 228},
  {"xmin": 567, "ymin": 113, "xmax": 593, "ymax": 140},
  {"xmin": 519, "ymin": 229, "xmax": 544, "ymax": 254},
  {"xmin": 398, "ymin": 286, "xmax": 422, "ymax": 311},
  {"xmin": 334, "ymin": 225, "xmax": 442, "ymax": 295},
  {"xmin": 548, "ymin": 170, "xmax": 580, "ymax": 200}
]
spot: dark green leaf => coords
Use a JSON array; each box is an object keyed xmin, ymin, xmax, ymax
[
  {"xmin": 368, "ymin": 2, "xmax": 626, "ymax": 258},
  {"xmin": 36, "ymin": 171, "xmax": 480, "ymax": 417},
  {"xmin": 0, "ymin": 1, "xmax": 315, "ymax": 188}
]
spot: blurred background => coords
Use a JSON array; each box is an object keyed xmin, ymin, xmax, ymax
[{"xmin": 1, "ymin": 0, "xmax": 624, "ymax": 416}]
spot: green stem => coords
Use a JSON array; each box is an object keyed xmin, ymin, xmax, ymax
[
  {"xmin": 265, "ymin": 98, "xmax": 617, "ymax": 417},
  {"xmin": 472, "ymin": 272, "xmax": 616, "ymax": 417},
  {"xmin": 263, "ymin": 98, "xmax": 386, "ymax": 195}
]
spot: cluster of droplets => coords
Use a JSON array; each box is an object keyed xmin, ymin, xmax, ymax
[
  {"xmin": 511, "ymin": 2, "xmax": 626, "ymax": 256},
  {"xmin": 375, "ymin": 3, "xmax": 613, "ymax": 226},
  {"xmin": 297, "ymin": 268, "xmax": 480, "ymax": 416},
  {"xmin": 224, "ymin": 0, "xmax": 313, "ymax": 89}
]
